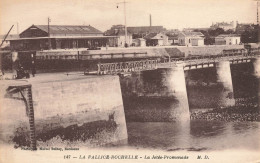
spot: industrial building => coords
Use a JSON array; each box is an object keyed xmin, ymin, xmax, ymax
[
  {"xmin": 8, "ymin": 24, "xmax": 117, "ymax": 51},
  {"xmin": 178, "ymin": 32, "xmax": 205, "ymax": 46}
]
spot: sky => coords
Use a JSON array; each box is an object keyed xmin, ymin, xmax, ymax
[{"xmin": 0, "ymin": 0, "xmax": 258, "ymax": 35}]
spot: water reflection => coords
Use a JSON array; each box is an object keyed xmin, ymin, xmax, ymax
[
  {"xmin": 127, "ymin": 120, "xmax": 260, "ymax": 151},
  {"xmin": 190, "ymin": 120, "xmax": 225, "ymax": 137}
]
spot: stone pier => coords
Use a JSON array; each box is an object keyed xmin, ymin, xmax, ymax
[
  {"xmin": 165, "ymin": 64, "xmax": 190, "ymax": 121},
  {"xmin": 186, "ymin": 61, "xmax": 235, "ymax": 109},
  {"xmin": 215, "ymin": 61, "xmax": 235, "ymax": 107},
  {"xmin": 253, "ymin": 58, "xmax": 260, "ymax": 78},
  {"xmin": 252, "ymin": 58, "xmax": 260, "ymax": 102},
  {"xmin": 120, "ymin": 64, "xmax": 190, "ymax": 122}
]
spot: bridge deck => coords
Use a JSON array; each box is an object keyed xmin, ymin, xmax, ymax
[{"xmin": 93, "ymin": 53, "xmax": 260, "ymax": 75}]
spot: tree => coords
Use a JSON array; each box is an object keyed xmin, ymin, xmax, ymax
[
  {"xmin": 241, "ymin": 30, "xmax": 258, "ymax": 43},
  {"xmin": 208, "ymin": 28, "xmax": 225, "ymax": 37}
]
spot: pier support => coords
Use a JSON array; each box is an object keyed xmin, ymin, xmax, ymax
[
  {"xmin": 216, "ymin": 61, "xmax": 235, "ymax": 107},
  {"xmin": 166, "ymin": 63, "xmax": 190, "ymax": 121},
  {"xmin": 253, "ymin": 58, "xmax": 260, "ymax": 78},
  {"xmin": 11, "ymin": 52, "xmax": 19, "ymax": 78},
  {"xmin": 253, "ymin": 58, "xmax": 260, "ymax": 101}
]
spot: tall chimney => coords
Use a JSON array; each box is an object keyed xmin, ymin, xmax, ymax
[
  {"xmin": 150, "ymin": 14, "xmax": 152, "ymax": 27},
  {"xmin": 17, "ymin": 22, "xmax": 19, "ymax": 34}
]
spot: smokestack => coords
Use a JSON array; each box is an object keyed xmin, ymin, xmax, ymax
[
  {"xmin": 150, "ymin": 14, "xmax": 152, "ymax": 27},
  {"xmin": 17, "ymin": 22, "xmax": 19, "ymax": 34}
]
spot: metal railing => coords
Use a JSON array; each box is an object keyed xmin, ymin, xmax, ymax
[{"xmin": 95, "ymin": 49, "xmax": 260, "ymax": 75}]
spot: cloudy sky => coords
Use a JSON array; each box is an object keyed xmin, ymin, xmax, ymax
[{"xmin": 0, "ymin": 0, "xmax": 257, "ymax": 35}]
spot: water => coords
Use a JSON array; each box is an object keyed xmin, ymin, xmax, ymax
[
  {"xmin": 122, "ymin": 62, "xmax": 260, "ymax": 151},
  {"xmin": 126, "ymin": 121, "xmax": 260, "ymax": 151}
]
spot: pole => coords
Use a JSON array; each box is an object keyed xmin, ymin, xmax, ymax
[
  {"xmin": 117, "ymin": 1, "xmax": 128, "ymax": 47},
  {"xmin": 255, "ymin": 0, "xmax": 260, "ymax": 24},
  {"xmin": 17, "ymin": 22, "xmax": 19, "ymax": 34},
  {"xmin": 150, "ymin": 14, "xmax": 152, "ymax": 27},
  {"xmin": 124, "ymin": 0, "xmax": 127, "ymax": 47},
  {"xmin": 256, "ymin": 1, "xmax": 259, "ymax": 24},
  {"xmin": 48, "ymin": 17, "xmax": 51, "ymax": 49}
]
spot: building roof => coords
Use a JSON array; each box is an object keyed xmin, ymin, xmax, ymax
[
  {"xmin": 6, "ymin": 35, "xmax": 117, "ymax": 41},
  {"xmin": 144, "ymin": 33, "xmax": 166, "ymax": 40},
  {"xmin": 22, "ymin": 25, "xmax": 103, "ymax": 35},
  {"xmin": 216, "ymin": 34, "xmax": 240, "ymax": 38},
  {"xmin": 127, "ymin": 26, "xmax": 166, "ymax": 34},
  {"xmin": 180, "ymin": 32, "xmax": 204, "ymax": 37}
]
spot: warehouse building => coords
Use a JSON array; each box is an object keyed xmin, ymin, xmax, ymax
[{"xmin": 8, "ymin": 24, "xmax": 117, "ymax": 51}]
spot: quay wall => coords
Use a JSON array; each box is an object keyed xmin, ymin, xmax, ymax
[{"xmin": 0, "ymin": 75, "xmax": 127, "ymax": 146}]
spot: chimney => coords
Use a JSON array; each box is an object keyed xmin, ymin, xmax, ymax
[
  {"xmin": 17, "ymin": 22, "xmax": 19, "ymax": 34},
  {"xmin": 150, "ymin": 14, "xmax": 152, "ymax": 27}
]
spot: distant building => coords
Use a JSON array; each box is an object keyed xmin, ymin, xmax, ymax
[
  {"xmin": 8, "ymin": 24, "xmax": 116, "ymax": 51},
  {"xmin": 210, "ymin": 21, "xmax": 237, "ymax": 31},
  {"xmin": 132, "ymin": 38, "xmax": 146, "ymax": 47},
  {"xmin": 178, "ymin": 32, "xmax": 204, "ymax": 46},
  {"xmin": 183, "ymin": 28, "xmax": 210, "ymax": 32},
  {"xmin": 127, "ymin": 26, "xmax": 166, "ymax": 39},
  {"xmin": 215, "ymin": 34, "xmax": 241, "ymax": 45},
  {"xmin": 104, "ymin": 25, "xmax": 132, "ymax": 47},
  {"xmin": 144, "ymin": 33, "xmax": 168, "ymax": 46}
]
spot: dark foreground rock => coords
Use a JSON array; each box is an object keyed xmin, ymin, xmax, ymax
[{"xmin": 190, "ymin": 106, "xmax": 260, "ymax": 122}]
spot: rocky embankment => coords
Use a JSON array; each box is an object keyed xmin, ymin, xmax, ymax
[{"xmin": 190, "ymin": 98, "xmax": 259, "ymax": 122}]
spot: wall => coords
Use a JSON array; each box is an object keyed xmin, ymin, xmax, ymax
[
  {"xmin": 197, "ymin": 39, "xmax": 204, "ymax": 46},
  {"xmin": 0, "ymin": 75, "xmax": 127, "ymax": 146},
  {"xmin": 215, "ymin": 38, "xmax": 226, "ymax": 45},
  {"xmin": 158, "ymin": 39, "xmax": 163, "ymax": 46},
  {"xmin": 118, "ymin": 35, "xmax": 132, "ymax": 47}
]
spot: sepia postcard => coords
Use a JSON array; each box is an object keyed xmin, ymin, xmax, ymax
[{"xmin": 0, "ymin": 0, "xmax": 260, "ymax": 162}]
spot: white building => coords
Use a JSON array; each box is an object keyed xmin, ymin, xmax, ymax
[
  {"xmin": 210, "ymin": 21, "xmax": 237, "ymax": 31},
  {"xmin": 215, "ymin": 34, "xmax": 241, "ymax": 45},
  {"xmin": 178, "ymin": 32, "xmax": 204, "ymax": 46},
  {"xmin": 104, "ymin": 25, "xmax": 132, "ymax": 47},
  {"xmin": 144, "ymin": 33, "xmax": 168, "ymax": 46}
]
